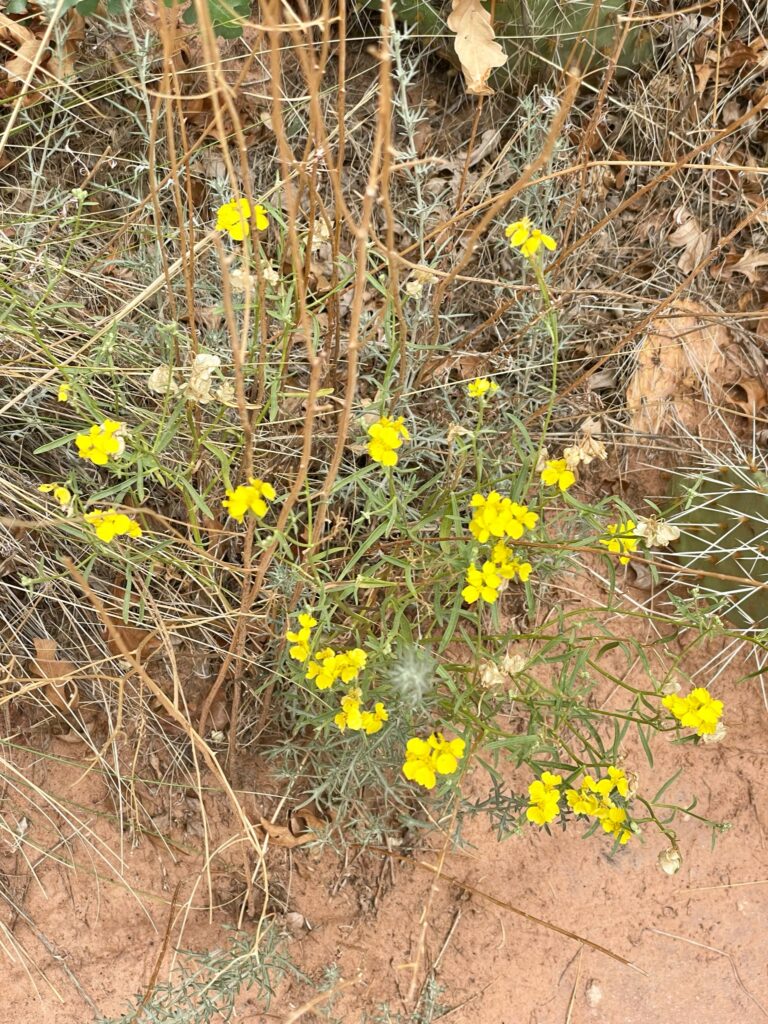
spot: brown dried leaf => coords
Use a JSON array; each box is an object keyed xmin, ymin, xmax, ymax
[
  {"xmin": 447, "ymin": 0, "xmax": 507, "ymax": 96},
  {"xmin": 106, "ymin": 582, "xmax": 162, "ymax": 662},
  {"xmin": 722, "ymin": 248, "xmax": 768, "ymax": 284},
  {"xmin": 727, "ymin": 377, "xmax": 768, "ymax": 417},
  {"xmin": 31, "ymin": 637, "xmax": 79, "ymax": 711},
  {"xmin": 667, "ymin": 208, "xmax": 712, "ymax": 274},
  {"xmin": 259, "ymin": 817, "xmax": 316, "ymax": 848},
  {"xmin": 626, "ymin": 301, "xmax": 757, "ymax": 439}
]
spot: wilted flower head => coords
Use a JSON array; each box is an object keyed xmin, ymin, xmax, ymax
[
  {"xmin": 658, "ymin": 847, "xmax": 683, "ymax": 876},
  {"xmin": 147, "ymin": 364, "xmax": 179, "ymax": 396},
  {"xmin": 635, "ymin": 516, "xmax": 681, "ymax": 548},
  {"xmin": 186, "ymin": 354, "xmax": 221, "ymax": 405}
]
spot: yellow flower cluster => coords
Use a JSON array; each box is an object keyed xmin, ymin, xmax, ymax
[
  {"xmin": 334, "ymin": 688, "xmax": 389, "ymax": 734},
  {"xmin": 467, "ymin": 377, "xmax": 498, "ymax": 399},
  {"xmin": 285, "ymin": 615, "xmax": 388, "ymax": 734},
  {"xmin": 38, "ymin": 482, "xmax": 72, "ymax": 509},
  {"xmin": 367, "ymin": 416, "xmax": 410, "ymax": 467},
  {"xmin": 215, "ymin": 198, "xmax": 269, "ymax": 241},
  {"xmin": 462, "ymin": 541, "xmax": 532, "ymax": 604},
  {"xmin": 526, "ymin": 771, "xmax": 562, "ymax": 826},
  {"xmin": 469, "ymin": 491, "xmax": 538, "ymax": 543},
  {"xmin": 599, "ymin": 519, "xmax": 638, "ymax": 564},
  {"xmin": 505, "ymin": 217, "xmax": 557, "ymax": 258},
  {"xmin": 222, "ymin": 478, "xmax": 276, "ymax": 523},
  {"xmin": 464, "ymin": 494, "xmax": 535, "ymax": 605},
  {"xmin": 306, "ymin": 647, "xmax": 367, "ymax": 690},
  {"xmin": 402, "ymin": 733, "xmax": 465, "ymax": 790},
  {"xmin": 540, "ymin": 458, "xmax": 575, "ymax": 492},
  {"xmin": 84, "ymin": 509, "xmax": 142, "ymax": 543},
  {"xmin": 57, "ymin": 382, "xmax": 71, "ymax": 403},
  {"xmin": 75, "ymin": 419, "xmax": 125, "ymax": 466},
  {"xmin": 662, "ymin": 687, "xmax": 723, "ymax": 737},
  {"xmin": 286, "ymin": 613, "xmax": 318, "ymax": 662},
  {"xmin": 565, "ymin": 767, "xmax": 633, "ymax": 845}
]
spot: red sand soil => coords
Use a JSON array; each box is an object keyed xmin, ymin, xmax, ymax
[{"xmin": 4, "ymin": 643, "xmax": 767, "ymax": 1024}]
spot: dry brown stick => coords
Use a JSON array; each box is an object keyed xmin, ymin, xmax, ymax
[
  {"xmin": 134, "ymin": 881, "xmax": 182, "ymax": 1019},
  {"xmin": 370, "ymin": 847, "xmax": 646, "ymax": 973}
]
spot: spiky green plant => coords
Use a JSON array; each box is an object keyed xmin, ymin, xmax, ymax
[
  {"xmin": 386, "ymin": 0, "xmax": 654, "ymax": 81},
  {"xmin": 669, "ymin": 465, "xmax": 768, "ymax": 630}
]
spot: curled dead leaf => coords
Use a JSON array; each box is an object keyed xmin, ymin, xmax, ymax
[
  {"xmin": 727, "ymin": 377, "xmax": 768, "ymax": 418},
  {"xmin": 258, "ymin": 817, "xmax": 316, "ymax": 848},
  {"xmin": 714, "ymin": 248, "xmax": 768, "ymax": 285},
  {"xmin": 106, "ymin": 582, "xmax": 162, "ymax": 663},
  {"xmin": 31, "ymin": 637, "xmax": 79, "ymax": 711},
  {"xmin": 447, "ymin": 0, "xmax": 507, "ymax": 96},
  {"xmin": 667, "ymin": 207, "xmax": 712, "ymax": 275}
]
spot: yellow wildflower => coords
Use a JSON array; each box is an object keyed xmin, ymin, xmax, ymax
[
  {"xmin": 360, "ymin": 701, "xmax": 388, "ymax": 735},
  {"xmin": 467, "ymin": 377, "xmax": 499, "ymax": 399},
  {"xmin": 38, "ymin": 482, "xmax": 73, "ymax": 510},
  {"xmin": 306, "ymin": 647, "xmax": 338, "ymax": 690},
  {"xmin": 565, "ymin": 766, "xmax": 635, "ymax": 844},
  {"xmin": 402, "ymin": 732, "xmax": 465, "ymax": 790},
  {"xmin": 600, "ymin": 805, "xmax": 632, "ymax": 845},
  {"xmin": 222, "ymin": 478, "xmax": 276, "ymax": 523},
  {"xmin": 662, "ymin": 687, "xmax": 723, "ymax": 737},
  {"xmin": 526, "ymin": 771, "xmax": 562, "ymax": 826},
  {"xmin": 84, "ymin": 509, "xmax": 142, "ymax": 543},
  {"xmin": 491, "ymin": 541, "xmax": 533, "ymax": 583},
  {"xmin": 335, "ymin": 691, "xmax": 388, "ymax": 735},
  {"xmin": 286, "ymin": 612, "xmax": 318, "ymax": 663},
  {"xmin": 338, "ymin": 648, "xmax": 367, "ymax": 682},
  {"xmin": 75, "ymin": 419, "xmax": 125, "ymax": 466},
  {"xmin": 599, "ymin": 519, "xmax": 639, "ymax": 565},
  {"xmin": 215, "ymin": 198, "xmax": 268, "ymax": 241},
  {"xmin": 462, "ymin": 560, "xmax": 502, "ymax": 604},
  {"xmin": 469, "ymin": 492, "xmax": 538, "ymax": 544},
  {"xmin": 367, "ymin": 416, "xmax": 410, "ymax": 467},
  {"xmin": 305, "ymin": 646, "xmax": 367, "ymax": 690},
  {"xmin": 540, "ymin": 458, "xmax": 576, "ymax": 492},
  {"xmin": 505, "ymin": 217, "xmax": 557, "ymax": 258},
  {"xmin": 334, "ymin": 687, "xmax": 364, "ymax": 732},
  {"xmin": 57, "ymin": 382, "xmax": 71, "ymax": 403}
]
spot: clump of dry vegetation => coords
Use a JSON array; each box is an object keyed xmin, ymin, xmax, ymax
[{"xmin": 1, "ymin": 0, "xmax": 767, "ymax": 1018}]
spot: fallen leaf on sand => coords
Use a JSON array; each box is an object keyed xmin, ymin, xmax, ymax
[
  {"xmin": 447, "ymin": 0, "xmax": 507, "ymax": 96},
  {"xmin": 259, "ymin": 817, "xmax": 316, "ymax": 848}
]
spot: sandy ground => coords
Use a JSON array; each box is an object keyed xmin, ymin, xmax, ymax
[{"xmin": 3, "ymin": 641, "xmax": 767, "ymax": 1024}]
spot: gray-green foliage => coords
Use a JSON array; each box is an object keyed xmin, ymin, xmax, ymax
[
  {"xmin": 94, "ymin": 929, "xmax": 293, "ymax": 1024},
  {"xmin": 670, "ymin": 466, "xmax": 768, "ymax": 629}
]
